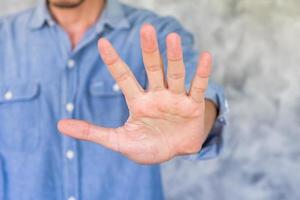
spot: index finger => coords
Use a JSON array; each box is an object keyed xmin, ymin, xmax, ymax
[{"xmin": 98, "ymin": 38, "xmax": 143, "ymax": 101}]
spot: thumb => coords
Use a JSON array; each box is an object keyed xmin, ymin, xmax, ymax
[{"xmin": 58, "ymin": 119, "xmax": 121, "ymax": 152}]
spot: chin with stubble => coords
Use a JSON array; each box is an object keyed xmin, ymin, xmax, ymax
[{"xmin": 48, "ymin": 0, "xmax": 85, "ymax": 9}]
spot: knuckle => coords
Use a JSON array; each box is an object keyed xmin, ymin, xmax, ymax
[
  {"xmin": 197, "ymin": 67, "xmax": 211, "ymax": 78},
  {"xmin": 105, "ymin": 56, "xmax": 119, "ymax": 65},
  {"xmin": 192, "ymin": 86, "xmax": 206, "ymax": 94},
  {"xmin": 115, "ymin": 70, "xmax": 131, "ymax": 82},
  {"xmin": 146, "ymin": 64, "xmax": 161, "ymax": 72},
  {"xmin": 190, "ymin": 96, "xmax": 204, "ymax": 104},
  {"xmin": 168, "ymin": 72, "xmax": 185, "ymax": 80},
  {"xmin": 152, "ymin": 86, "xmax": 165, "ymax": 91}
]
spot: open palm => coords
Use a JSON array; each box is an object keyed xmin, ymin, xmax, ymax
[{"xmin": 58, "ymin": 24, "xmax": 213, "ymax": 164}]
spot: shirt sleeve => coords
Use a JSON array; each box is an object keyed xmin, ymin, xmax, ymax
[{"xmin": 151, "ymin": 16, "xmax": 229, "ymax": 160}]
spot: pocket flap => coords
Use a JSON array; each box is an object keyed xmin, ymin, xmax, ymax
[
  {"xmin": 0, "ymin": 82, "xmax": 39, "ymax": 103},
  {"xmin": 89, "ymin": 81, "xmax": 122, "ymax": 96}
]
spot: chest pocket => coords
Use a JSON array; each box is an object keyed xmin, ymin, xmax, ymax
[
  {"xmin": 0, "ymin": 83, "xmax": 40, "ymax": 152},
  {"xmin": 89, "ymin": 81, "xmax": 129, "ymax": 127}
]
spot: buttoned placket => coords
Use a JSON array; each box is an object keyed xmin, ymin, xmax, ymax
[
  {"xmin": 64, "ymin": 55, "xmax": 80, "ymax": 200},
  {"xmin": 58, "ymin": 23, "xmax": 106, "ymax": 200},
  {"xmin": 51, "ymin": 24, "xmax": 80, "ymax": 200}
]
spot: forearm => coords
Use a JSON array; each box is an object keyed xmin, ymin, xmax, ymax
[{"xmin": 204, "ymin": 99, "xmax": 218, "ymax": 138}]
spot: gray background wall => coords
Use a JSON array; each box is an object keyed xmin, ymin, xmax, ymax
[{"xmin": 1, "ymin": 0, "xmax": 300, "ymax": 200}]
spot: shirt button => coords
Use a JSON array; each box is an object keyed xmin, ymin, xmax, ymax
[
  {"xmin": 66, "ymin": 150, "xmax": 75, "ymax": 160},
  {"xmin": 112, "ymin": 83, "xmax": 120, "ymax": 92},
  {"xmin": 67, "ymin": 59, "xmax": 75, "ymax": 69},
  {"xmin": 66, "ymin": 103, "xmax": 74, "ymax": 113},
  {"xmin": 4, "ymin": 91, "xmax": 13, "ymax": 100},
  {"xmin": 68, "ymin": 196, "xmax": 76, "ymax": 200}
]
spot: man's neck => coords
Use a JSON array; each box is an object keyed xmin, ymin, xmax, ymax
[{"xmin": 49, "ymin": 0, "xmax": 105, "ymax": 49}]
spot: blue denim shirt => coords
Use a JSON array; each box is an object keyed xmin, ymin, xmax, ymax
[{"xmin": 0, "ymin": 0, "xmax": 228, "ymax": 199}]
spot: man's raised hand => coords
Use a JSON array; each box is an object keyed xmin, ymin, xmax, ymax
[{"xmin": 58, "ymin": 24, "xmax": 213, "ymax": 164}]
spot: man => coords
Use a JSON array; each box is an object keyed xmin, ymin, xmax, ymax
[{"xmin": 0, "ymin": 0, "xmax": 227, "ymax": 199}]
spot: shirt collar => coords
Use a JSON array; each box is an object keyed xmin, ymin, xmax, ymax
[
  {"xmin": 29, "ymin": 0, "xmax": 130, "ymax": 31},
  {"xmin": 29, "ymin": 0, "xmax": 53, "ymax": 29}
]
